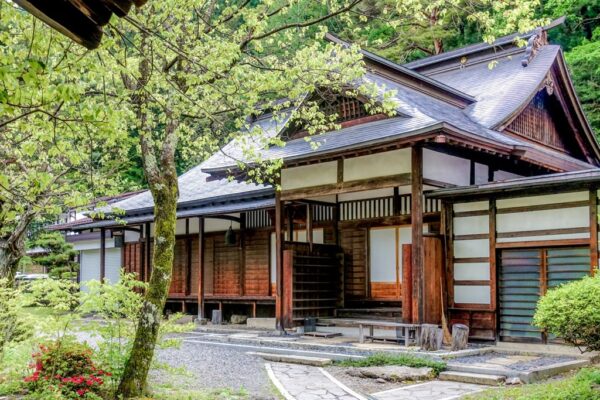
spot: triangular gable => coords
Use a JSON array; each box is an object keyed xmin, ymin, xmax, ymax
[{"xmin": 500, "ymin": 55, "xmax": 600, "ymax": 165}]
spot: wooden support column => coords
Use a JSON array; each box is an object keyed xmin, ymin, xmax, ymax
[
  {"xmin": 411, "ymin": 145, "xmax": 424, "ymax": 323},
  {"xmin": 185, "ymin": 219, "xmax": 192, "ymax": 296},
  {"xmin": 239, "ymin": 212, "xmax": 246, "ymax": 296},
  {"xmin": 100, "ymin": 228, "xmax": 106, "ymax": 282},
  {"xmin": 282, "ymin": 249, "xmax": 294, "ymax": 328},
  {"xmin": 275, "ymin": 192, "xmax": 285, "ymax": 331},
  {"xmin": 287, "ymin": 204, "xmax": 294, "ymax": 242},
  {"xmin": 139, "ymin": 225, "xmax": 145, "ymax": 281},
  {"xmin": 197, "ymin": 217, "xmax": 205, "ymax": 319},
  {"xmin": 489, "ymin": 198, "xmax": 497, "ymax": 311},
  {"xmin": 442, "ymin": 200, "xmax": 454, "ymax": 308},
  {"xmin": 145, "ymin": 222, "xmax": 151, "ymax": 281},
  {"xmin": 306, "ymin": 204, "xmax": 313, "ymax": 250},
  {"xmin": 402, "ymin": 244, "xmax": 413, "ymax": 322},
  {"xmin": 590, "ymin": 188, "xmax": 598, "ymax": 275}
]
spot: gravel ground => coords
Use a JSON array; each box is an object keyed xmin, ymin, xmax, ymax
[
  {"xmin": 450, "ymin": 352, "xmax": 577, "ymax": 371},
  {"xmin": 151, "ymin": 340, "xmax": 278, "ymax": 399}
]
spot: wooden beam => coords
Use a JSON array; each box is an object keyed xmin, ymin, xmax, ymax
[
  {"xmin": 411, "ymin": 146, "xmax": 424, "ymax": 323},
  {"xmin": 275, "ymin": 192, "xmax": 284, "ymax": 331},
  {"xmin": 280, "ymin": 173, "xmax": 411, "ymax": 201},
  {"xmin": 496, "ymin": 238, "xmax": 589, "ymax": 249},
  {"xmin": 198, "ymin": 217, "xmax": 205, "ymax": 319},
  {"xmin": 306, "ymin": 204, "xmax": 313, "ymax": 250},
  {"xmin": 590, "ymin": 188, "xmax": 598, "ymax": 274},
  {"xmin": 100, "ymin": 228, "xmax": 106, "ymax": 282}
]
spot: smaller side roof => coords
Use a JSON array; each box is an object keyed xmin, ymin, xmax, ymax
[{"xmin": 428, "ymin": 168, "xmax": 600, "ymax": 198}]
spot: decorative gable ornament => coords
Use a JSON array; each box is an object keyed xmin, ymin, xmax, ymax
[
  {"xmin": 544, "ymin": 74, "xmax": 555, "ymax": 96},
  {"xmin": 521, "ymin": 28, "xmax": 549, "ymax": 67}
]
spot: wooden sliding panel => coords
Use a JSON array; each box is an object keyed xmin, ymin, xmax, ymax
[
  {"xmin": 244, "ymin": 230, "xmax": 270, "ymax": 296},
  {"xmin": 369, "ymin": 227, "xmax": 399, "ymax": 300},
  {"xmin": 212, "ymin": 233, "xmax": 240, "ymax": 295},
  {"xmin": 339, "ymin": 227, "xmax": 367, "ymax": 299}
]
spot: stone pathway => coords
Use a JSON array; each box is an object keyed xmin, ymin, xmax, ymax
[
  {"xmin": 267, "ymin": 363, "xmax": 367, "ymax": 400},
  {"xmin": 266, "ymin": 362, "xmax": 488, "ymax": 400},
  {"xmin": 371, "ymin": 381, "xmax": 487, "ymax": 400}
]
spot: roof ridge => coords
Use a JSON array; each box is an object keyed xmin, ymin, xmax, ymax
[{"xmin": 403, "ymin": 17, "xmax": 565, "ymax": 71}]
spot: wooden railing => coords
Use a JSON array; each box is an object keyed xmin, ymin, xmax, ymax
[{"xmin": 339, "ymin": 194, "xmax": 441, "ymax": 221}]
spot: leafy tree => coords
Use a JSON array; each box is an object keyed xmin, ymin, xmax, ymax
[
  {"xmin": 0, "ymin": 3, "xmax": 131, "ymax": 282},
  {"xmin": 29, "ymin": 232, "xmax": 78, "ymax": 279}
]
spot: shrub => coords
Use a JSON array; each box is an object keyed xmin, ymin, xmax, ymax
[
  {"xmin": 24, "ymin": 340, "xmax": 110, "ymax": 399},
  {"xmin": 533, "ymin": 273, "xmax": 600, "ymax": 352},
  {"xmin": 335, "ymin": 353, "xmax": 446, "ymax": 376},
  {"xmin": 0, "ymin": 279, "xmax": 32, "ymax": 361}
]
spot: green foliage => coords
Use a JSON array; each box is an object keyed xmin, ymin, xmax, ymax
[
  {"xmin": 565, "ymin": 40, "xmax": 600, "ymax": 134},
  {"xmin": 24, "ymin": 339, "xmax": 109, "ymax": 399},
  {"xmin": 0, "ymin": 279, "xmax": 31, "ymax": 361},
  {"xmin": 466, "ymin": 368, "xmax": 600, "ymax": 400},
  {"xmin": 533, "ymin": 273, "xmax": 600, "ymax": 352},
  {"xmin": 29, "ymin": 232, "xmax": 78, "ymax": 279},
  {"xmin": 335, "ymin": 353, "xmax": 446, "ymax": 376}
]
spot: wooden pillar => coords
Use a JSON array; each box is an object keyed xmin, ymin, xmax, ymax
[
  {"xmin": 185, "ymin": 219, "xmax": 192, "ymax": 296},
  {"xmin": 239, "ymin": 212, "xmax": 246, "ymax": 296},
  {"xmin": 145, "ymin": 222, "xmax": 151, "ymax": 281},
  {"xmin": 282, "ymin": 249, "xmax": 294, "ymax": 328},
  {"xmin": 411, "ymin": 145, "xmax": 424, "ymax": 323},
  {"xmin": 402, "ymin": 244, "xmax": 413, "ymax": 322},
  {"xmin": 287, "ymin": 204, "xmax": 294, "ymax": 242},
  {"xmin": 138, "ymin": 225, "xmax": 145, "ymax": 281},
  {"xmin": 275, "ymin": 192, "xmax": 285, "ymax": 331},
  {"xmin": 442, "ymin": 200, "xmax": 454, "ymax": 309},
  {"xmin": 197, "ymin": 217, "xmax": 205, "ymax": 319},
  {"xmin": 489, "ymin": 198, "xmax": 497, "ymax": 311},
  {"xmin": 100, "ymin": 228, "xmax": 106, "ymax": 282},
  {"xmin": 590, "ymin": 188, "xmax": 598, "ymax": 275},
  {"xmin": 306, "ymin": 204, "xmax": 313, "ymax": 250}
]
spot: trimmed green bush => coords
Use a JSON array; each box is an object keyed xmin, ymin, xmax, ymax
[
  {"xmin": 533, "ymin": 273, "xmax": 600, "ymax": 352},
  {"xmin": 335, "ymin": 353, "xmax": 446, "ymax": 376}
]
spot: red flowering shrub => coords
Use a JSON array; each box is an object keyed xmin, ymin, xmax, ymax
[{"xmin": 24, "ymin": 340, "xmax": 110, "ymax": 399}]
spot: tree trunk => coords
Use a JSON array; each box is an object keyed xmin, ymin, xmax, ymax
[
  {"xmin": 419, "ymin": 324, "xmax": 443, "ymax": 351},
  {"xmin": 117, "ymin": 174, "xmax": 178, "ymax": 397},
  {"xmin": 0, "ymin": 232, "xmax": 27, "ymax": 284},
  {"xmin": 451, "ymin": 324, "xmax": 469, "ymax": 351}
]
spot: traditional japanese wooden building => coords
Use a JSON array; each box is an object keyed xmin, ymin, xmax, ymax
[{"xmin": 59, "ymin": 20, "xmax": 600, "ymax": 343}]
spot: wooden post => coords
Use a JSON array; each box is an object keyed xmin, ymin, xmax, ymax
[
  {"xmin": 489, "ymin": 198, "xmax": 497, "ymax": 311},
  {"xmin": 185, "ymin": 219, "xmax": 191, "ymax": 296},
  {"xmin": 306, "ymin": 204, "xmax": 313, "ymax": 250},
  {"xmin": 402, "ymin": 244, "xmax": 413, "ymax": 322},
  {"xmin": 282, "ymin": 249, "xmax": 294, "ymax": 329},
  {"xmin": 287, "ymin": 204, "xmax": 294, "ymax": 241},
  {"xmin": 239, "ymin": 212, "xmax": 246, "ymax": 296},
  {"xmin": 590, "ymin": 188, "xmax": 598, "ymax": 275},
  {"xmin": 275, "ymin": 192, "xmax": 285, "ymax": 331},
  {"xmin": 411, "ymin": 146, "xmax": 424, "ymax": 323},
  {"xmin": 145, "ymin": 222, "xmax": 151, "ymax": 281},
  {"xmin": 100, "ymin": 228, "xmax": 106, "ymax": 282},
  {"xmin": 197, "ymin": 217, "xmax": 205, "ymax": 319},
  {"xmin": 139, "ymin": 225, "xmax": 145, "ymax": 282}
]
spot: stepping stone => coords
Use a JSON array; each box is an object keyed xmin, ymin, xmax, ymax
[
  {"xmin": 248, "ymin": 352, "xmax": 332, "ymax": 366},
  {"xmin": 439, "ymin": 371, "xmax": 506, "ymax": 385}
]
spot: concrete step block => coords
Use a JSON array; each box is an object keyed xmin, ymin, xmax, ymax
[
  {"xmin": 247, "ymin": 351, "xmax": 332, "ymax": 366},
  {"xmin": 439, "ymin": 371, "xmax": 506, "ymax": 386}
]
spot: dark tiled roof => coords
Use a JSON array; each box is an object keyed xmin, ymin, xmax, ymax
[
  {"xmin": 69, "ymin": 197, "xmax": 275, "ymax": 230},
  {"xmin": 429, "ymin": 168, "xmax": 600, "ymax": 198}
]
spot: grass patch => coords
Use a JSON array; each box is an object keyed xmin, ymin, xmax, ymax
[
  {"xmin": 141, "ymin": 387, "xmax": 248, "ymax": 400},
  {"xmin": 465, "ymin": 368, "xmax": 600, "ymax": 400},
  {"xmin": 335, "ymin": 353, "xmax": 446, "ymax": 376}
]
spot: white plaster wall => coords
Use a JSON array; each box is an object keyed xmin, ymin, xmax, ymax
[
  {"xmin": 496, "ymin": 191, "xmax": 588, "ymax": 208},
  {"xmin": 72, "ymin": 238, "xmax": 115, "ymax": 251},
  {"xmin": 343, "ymin": 149, "xmax": 410, "ymax": 181},
  {"xmin": 281, "ymin": 161, "xmax": 338, "ymax": 190},
  {"xmin": 454, "ymin": 201, "xmax": 488, "ymax": 213},
  {"xmin": 79, "ymin": 248, "xmax": 121, "ymax": 290},
  {"xmin": 369, "ymin": 228, "xmax": 396, "ymax": 282},
  {"xmin": 454, "ymin": 239, "xmax": 489, "ymax": 258},
  {"xmin": 496, "ymin": 207, "xmax": 588, "ymax": 233},
  {"xmin": 454, "ymin": 262, "xmax": 490, "ymax": 280},
  {"xmin": 454, "ymin": 215, "xmax": 489, "ymax": 235},
  {"xmin": 475, "ymin": 163, "xmax": 489, "ymax": 184},
  {"xmin": 454, "ymin": 285, "xmax": 491, "ymax": 304},
  {"xmin": 124, "ymin": 230, "xmax": 140, "ymax": 243},
  {"xmin": 494, "ymin": 170, "xmax": 522, "ymax": 181},
  {"xmin": 423, "ymin": 149, "xmax": 470, "ymax": 186}
]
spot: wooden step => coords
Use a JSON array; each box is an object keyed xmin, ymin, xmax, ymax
[{"xmin": 439, "ymin": 371, "xmax": 506, "ymax": 386}]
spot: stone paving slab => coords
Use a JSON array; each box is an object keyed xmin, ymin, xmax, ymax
[
  {"xmin": 371, "ymin": 381, "xmax": 487, "ymax": 400},
  {"xmin": 268, "ymin": 362, "xmax": 364, "ymax": 400}
]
